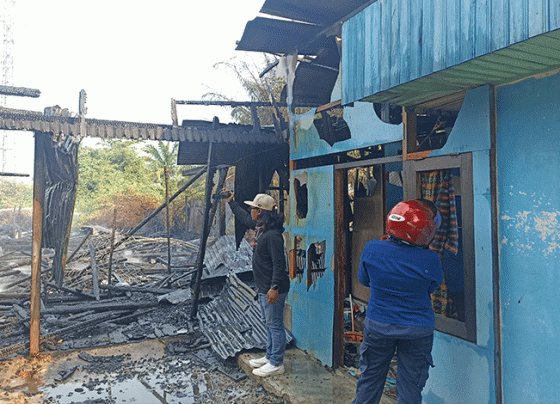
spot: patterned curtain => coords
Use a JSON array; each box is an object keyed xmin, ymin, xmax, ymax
[{"xmin": 421, "ymin": 170, "xmax": 459, "ymax": 319}]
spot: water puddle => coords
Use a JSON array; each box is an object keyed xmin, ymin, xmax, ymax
[{"xmin": 41, "ymin": 371, "xmax": 208, "ymax": 404}]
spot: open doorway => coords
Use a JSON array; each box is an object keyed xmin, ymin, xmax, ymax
[{"xmin": 333, "ymin": 157, "xmax": 403, "ymax": 370}]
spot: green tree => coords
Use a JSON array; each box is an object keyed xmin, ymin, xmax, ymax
[
  {"xmin": 0, "ymin": 178, "xmax": 33, "ymax": 209},
  {"xmin": 142, "ymin": 141, "xmax": 181, "ymax": 190},
  {"xmin": 203, "ymin": 54, "xmax": 287, "ymax": 125},
  {"xmin": 142, "ymin": 141, "xmax": 206, "ymax": 200},
  {"xmin": 76, "ymin": 139, "xmax": 159, "ymax": 224},
  {"xmin": 143, "ymin": 142, "xmax": 179, "ymax": 176}
]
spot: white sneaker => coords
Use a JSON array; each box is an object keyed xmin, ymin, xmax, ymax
[
  {"xmin": 249, "ymin": 356, "xmax": 269, "ymax": 368},
  {"xmin": 252, "ymin": 362, "xmax": 285, "ymax": 377}
]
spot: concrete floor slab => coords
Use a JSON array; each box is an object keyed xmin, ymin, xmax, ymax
[{"xmin": 239, "ymin": 347, "xmax": 396, "ymax": 404}]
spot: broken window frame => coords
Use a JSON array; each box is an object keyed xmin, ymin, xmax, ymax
[
  {"xmin": 403, "ymin": 153, "xmax": 476, "ymax": 343},
  {"xmin": 306, "ymin": 240, "xmax": 327, "ymax": 290}
]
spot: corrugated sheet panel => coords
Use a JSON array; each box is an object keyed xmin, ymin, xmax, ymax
[
  {"xmin": 202, "ymin": 235, "xmax": 253, "ymax": 280},
  {"xmin": 342, "ymin": 0, "xmax": 560, "ymax": 106},
  {"xmin": 235, "ymin": 17, "xmax": 323, "ymax": 54},
  {"xmin": 260, "ymin": 0, "xmax": 371, "ymax": 26},
  {"xmin": 0, "ymin": 110, "xmax": 282, "ymax": 144},
  {"xmin": 197, "ymin": 273, "xmax": 293, "ymax": 359}
]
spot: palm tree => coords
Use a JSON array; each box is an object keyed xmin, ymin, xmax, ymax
[{"xmin": 143, "ymin": 141, "xmax": 179, "ymax": 180}]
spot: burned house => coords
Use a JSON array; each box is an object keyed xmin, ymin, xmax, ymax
[
  {"xmin": 233, "ymin": 0, "xmax": 560, "ymax": 403},
  {"xmin": 0, "ymin": 87, "xmax": 291, "ymax": 365}
]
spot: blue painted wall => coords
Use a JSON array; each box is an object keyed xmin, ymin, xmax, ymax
[
  {"xmin": 288, "ymin": 85, "xmax": 498, "ymax": 400},
  {"xmin": 497, "ymin": 71, "xmax": 560, "ymax": 404},
  {"xmin": 342, "ymin": 0, "xmax": 560, "ymax": 105},
  {"xmin": 420, "ymin": 87, "xmax": 496, "ymax": 404},
  {"xmin": 288, "ymin": 166, "xmax": 335, "ymax": 366},
  {"xmin": 290, "ymin": 102, "xmax": 402, "ymax": 160}
]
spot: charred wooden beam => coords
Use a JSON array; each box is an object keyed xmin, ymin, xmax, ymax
[
  {"xmin": 89, "ymin": 242, "xmax": 100, "ymax": 300},
  {"xmin": 190, "ymin": 161, "xmax": 228, "ymax": 319},
  {"xmin": 30, "ymin": 133, "xmax": 46, "ymax": 355},
  {"xmin": 112, "ymin": 165, "xmax": 207, "ymax": 250},
  {"xmin": 42, "ymin": 300, "xmax": 159, "ymax": 315},
  {"xmin": 0, "ymin": 85, "xmax": 41, "ymax": 98},
  {"xmin": 175, "ymin": 100, "xmax": 288, "ymax": 108},
  {"xmin": 164, "ymin": 166, "xmax": 172, "ymax": 274},
  {"xmin": 99, "ymin": 285, "xmax": 175, "ymax": 295},
  {"xmin": 107, "ymin": 208, "xmax": 117, "ymax": 294},
  {"xmin": 46, "ymin": 282, "xmax": 97, "ymax": 300},
  {"xmin": 190, "ymin": 144, "xmax": 216, "ymax": 320},
  {"xmin": 0, "ymin": 172, "xmax": 30, "ymax": 177},
  {"xmin": 65, "ymin": 227, "xmax": 93, "ymax": 264}
]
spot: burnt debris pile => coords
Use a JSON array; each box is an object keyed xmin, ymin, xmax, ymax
[{"xmin": 0, "ymin": 228, "xmax": 273, "ymax": 363}]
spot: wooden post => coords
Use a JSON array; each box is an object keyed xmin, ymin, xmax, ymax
[
  {"xmin": 333, "ymin": 168, "xmax": 348, "ymax": 368},
  {"xmin": 30, "ymin": 133, "xmax": 45, "ymax": 356},
  {"xmin": 107, "ymin": 208, "xmax": 117, "ymax": 295},
  {"xmin": 164, "ymin": 166, "xmax": 172, "ymax": 274},
  {"xmin": 190, "ymin": 143, "xmax": 215, "ymax": 319},
  {"xmin": 89, "ymin": 242, "xmax": 100, "ymax": 301},
  {"xmin": 402, "ymin": 106, "xmax": 417, "ymax": 159},
  {"xmin": 218, "ymin": 167, "xmax": 228, "ymax": 237}
]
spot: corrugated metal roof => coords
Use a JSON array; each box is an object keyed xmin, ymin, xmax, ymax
[
  {"xmin": 0, "ymin": 109, "xmax": 282, "ymax": 145},
  {"xmin": 202, "ymin": 235, "xmax": 253, "ymax": 280},
  {"xmin": 360, "ymin": 31, "xmax": 560, "ymax": 107},
  {"xmin": 235, "ymin": 17, "xmax": 323, "ymax": 55},
  {"xmin": 197, "ymin": 273, "xmax": 293, "ymax": 360},
  {"xmin": 260, "ymin": 0, "xmax": 371, "ymax": 26},
  {"xmin": 342, "ymin": 0, "xmax": 560, "ymax": 107},
  {"xmin": 236, "ymin": 0, "xmax": 374, "ymax": 55}
]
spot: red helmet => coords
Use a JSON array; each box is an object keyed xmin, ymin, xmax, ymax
[{"xmin": 386, "ymin": 200, "xmax": 440, "ymax": 246}]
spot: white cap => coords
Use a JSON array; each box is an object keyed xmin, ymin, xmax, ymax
[{"xmin": 244, "ymin": 194, "xmax": 276, "ymax": 211}]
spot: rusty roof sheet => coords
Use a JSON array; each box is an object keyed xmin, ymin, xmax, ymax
[{"xmin": 0, "ymin": 110, "xmax": 282, "ymax": 145}]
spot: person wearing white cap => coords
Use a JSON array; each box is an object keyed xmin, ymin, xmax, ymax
[{"xmin": 223, "ymin": 191, "xmax": 290, "ymax": 377}]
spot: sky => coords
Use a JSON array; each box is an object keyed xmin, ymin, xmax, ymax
[{"xmin": 3, "ymin": 0, "xmax": 267, "ymax": 176}]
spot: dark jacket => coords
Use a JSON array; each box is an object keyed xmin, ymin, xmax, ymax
[{"xmin": 228, "ymin": 201, "xmax": 290, "ymax": 294}]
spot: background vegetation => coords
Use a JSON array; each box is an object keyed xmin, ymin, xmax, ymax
[
  {"xmin": 72, "ymin": 54, "xmax": 282, "ymax": 234},
  {"xmin": 75, "ymin": 139, "xmax": 205, "ymax": 231},
  {"xmin": 0, "ymin": 178, "xmax": 33, "ymax": 209}
]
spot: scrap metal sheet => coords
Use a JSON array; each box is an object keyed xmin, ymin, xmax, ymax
[{"xmin": 197, "ymin": 273, "xmax": 293, "ymax": 359}]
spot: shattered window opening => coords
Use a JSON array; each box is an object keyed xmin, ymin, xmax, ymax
[
  {"xmin": 294, "ymin": 177, "xmax": 308, "ymax": 219},
  {"xmin": 313, "ymin": 108, "xmax": 351, "ymax": 147},
  {"xmin": 306, "ymin": 240, "xmax": 326, "ymax": 290},
  {"xmin": 289, "ymin": 235, "xmax": 306, "ymax": 283}
]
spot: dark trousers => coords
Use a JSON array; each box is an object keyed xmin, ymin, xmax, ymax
[{"xmin": 352, "ymin": 323, "xmax": 434, "ymax": 404}]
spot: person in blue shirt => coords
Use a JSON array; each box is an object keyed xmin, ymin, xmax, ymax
[{"xmin": 353, "ymin": 199, "xmax": 443, "ymax": 404}]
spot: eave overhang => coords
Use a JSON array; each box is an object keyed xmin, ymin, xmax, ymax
[
  {"xmin": 361, "ymin": 30, "xmax": 560, "ymax": 108},
  {"xmin": 342, "ymin": 0, "xmax": 560, "ymax": 109}
]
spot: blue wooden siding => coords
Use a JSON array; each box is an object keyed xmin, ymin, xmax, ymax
[
  {"xmin": 342, "ymin": 0, "xmax": 560, "ymax": 105},
  {"xmin": 420, "ymin": 87, "xmax": 495, "ymax": 404},
  {"xmin": 287, "ymin": 166, "xmax": 335, "ymax": 366},
  {"xmin": 497, "ymin": 70, "xmax": 560, "ymax": 404}
]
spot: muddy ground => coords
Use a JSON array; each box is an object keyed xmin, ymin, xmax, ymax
[{"xmin": 0, "ymin": 338, "xmax": 285, "ymax": 404}]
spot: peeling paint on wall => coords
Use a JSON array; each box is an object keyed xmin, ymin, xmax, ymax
[
  {"xmin": 501, "ymin": 210, "xmax": 560, "ymax": 256},
  {"xmin": 501, "ymin": 209, "xmax": 560, "ymax": 256}
]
